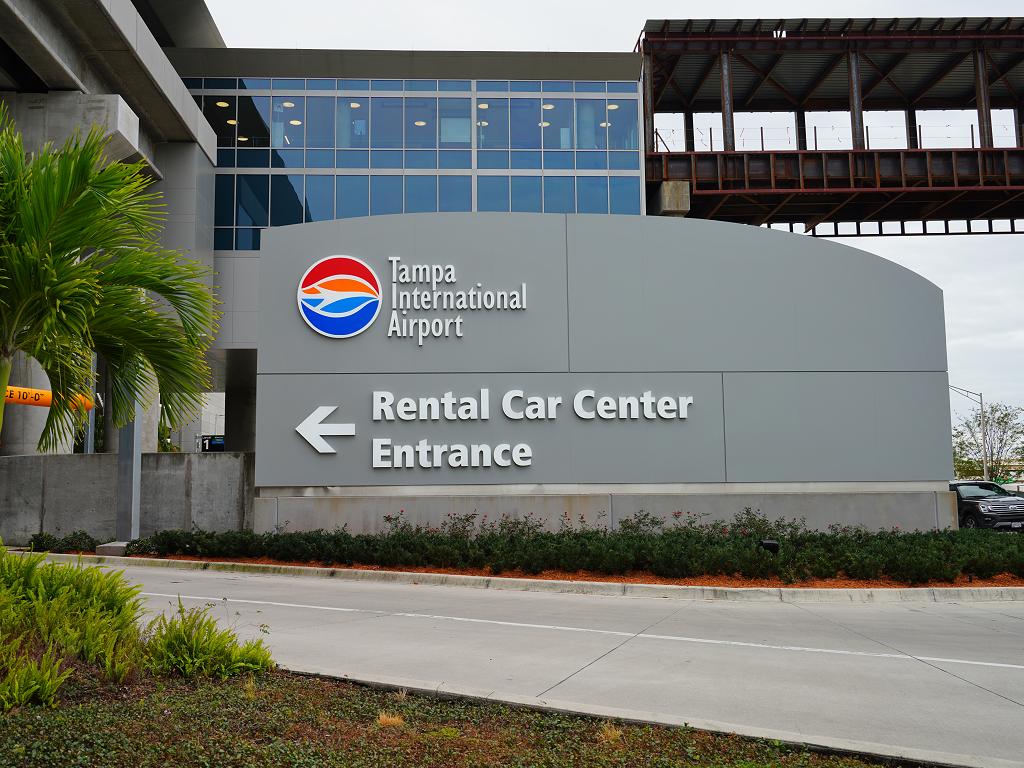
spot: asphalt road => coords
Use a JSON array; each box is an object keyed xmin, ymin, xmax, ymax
[{"xmin": 118, "ymin": 565, "xmax": 1024, "ymax": 768}]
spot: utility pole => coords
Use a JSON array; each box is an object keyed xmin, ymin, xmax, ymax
[{"xmin": 950, "ymin": 385, "xmax": 989, "ymax": 481}]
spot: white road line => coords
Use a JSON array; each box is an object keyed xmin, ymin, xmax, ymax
[{"xmin": 142, "ymin": 591, "xmax": 1024, "ymax": 671}]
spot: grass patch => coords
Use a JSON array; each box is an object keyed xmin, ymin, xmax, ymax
[
  {"xmin": 119, "ymin": 509, "xmax": 1024, "ymax": 585},
  {"xmin": 0, "ymin": 543, "xmax": 272, "ymax": 713},
  {"xmin": 0, "ymin": 669, "xmax": 894, "ymax": 768}
]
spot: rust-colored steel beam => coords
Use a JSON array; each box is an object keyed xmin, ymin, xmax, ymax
[
  {"xmin": 974, "ymin": 48, "xmax": 995, "ymax": 147},
  {"xmin": 861, "ymin": 52, "xmax": 911, "ymax": 101},
  {"xmin": 645, "ymin": 146, "xmax": 1024, "ymax": 231},
  {"xmin": 732, "ymin": 52, "xmax": 800, "ymax": 105},
  {"xmin": 740, "ymin": 53, "xmax": 786, "ymax": 108},
  {"xmin": 909, "ymin": 52, "xmax": 974, "ymax": 104},
  {"xmin": 642, "ymin": 32, "xmax": 1024, "ymax": 45},
  {"xmin": 975, "ymin": 189, "xmax": 1024, "ymax": 218},
  {"xmin": 799, "ymin": 54, "xmax": 847, "ymax": 105}
]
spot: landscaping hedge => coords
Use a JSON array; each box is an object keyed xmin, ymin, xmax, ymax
[{"xmin": 116, "ymin": 510, "xmax": 1024, "ymax": 585}]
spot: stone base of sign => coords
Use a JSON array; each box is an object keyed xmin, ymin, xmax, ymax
[{"xmin": 253, "ymin": 486, "xmax": 958, "ymax": 535}]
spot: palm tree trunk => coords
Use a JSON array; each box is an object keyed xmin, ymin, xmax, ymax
[{"xmin": 0, "ymin": 354, "xmax": 11, "ymax": 438}]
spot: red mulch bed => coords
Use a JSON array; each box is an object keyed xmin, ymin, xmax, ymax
[{"xmin": 123, "ymin": 553, "xmax": 1024, "ymax": 589}]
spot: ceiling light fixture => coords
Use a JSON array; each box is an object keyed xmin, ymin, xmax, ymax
[
  {"xmin": 600, "ymin": 121, "xmax": 611, "ymax": 128},
  {"xmin": 226, "ymin": 119, "xmax": 237, "ymax": 125},
  {"xmin": 607, "ymin": 103, "xmax": 619, "ymax": 110},
  {"xmin": 349, "ymin": 101, "xmax": 361, "ymax": 108},
  {"xmin": 414, "ymin": 120, "xmax": 427, "ymax": 127},
  {"xmin": 282, "ymin": 101, "xmax": 295, "ymax": 108},
  {"xmin": 237, "ymin": 136, "xmax": 249, "ymax": 142},
  {"xmin": 289, "ymin": 119, "xmax": 302, "ymax": 125},
  {"xmin": 539, "ymin": 121, "xmax": 551, "ymax": 127},
  {"xmin": 478, "ymin": 103, "xmax": 489, "ymax": 109},
  {"xmin": 542, "ymin": 103, "xmax": 554, "ymax": 110},
  {"xmin": 476, "ymin": 120, "xmax": 489, "ymax": 127},
  {"xmin": 215, "ymin": 100, "xmax": 229, "ymax": 108}
]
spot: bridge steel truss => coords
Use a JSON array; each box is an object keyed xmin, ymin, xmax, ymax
[{"xmin": 640, "ymin": 18, "xmax": 1024, "ymax": 235}]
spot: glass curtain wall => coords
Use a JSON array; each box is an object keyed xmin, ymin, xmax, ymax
[{"xmin": 187, "ymin": 78, "xmax": 642, "ymax": 250}]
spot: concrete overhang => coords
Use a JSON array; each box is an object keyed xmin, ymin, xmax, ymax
[
  {"xmin": 166, "ymin": 48, "xmax": 642, "ymax": 82},
  {"xmin": 0, "ymin": 0, "xmax": 216, "ymax": 162},
  {"xmin": 130, "ymin": 0, "xmax": 225, "ymax": 48},
  {"xmin": 1, "ymin": 91, "xmax": 156, "ymax": 169}
]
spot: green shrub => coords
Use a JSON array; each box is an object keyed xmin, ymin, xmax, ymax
[
  {"xmin": 27, "ymin": 532, "xmax": 60, "ymax": 552},
  {"xmin": 0, "ymin": 542, "xmax": 275, "ymax": 711},
  {"xmin": 26, "ymin": 530, "xmax": 98, "ymax": 554},
  {"xmin": 145, "ymin": 599, "xmax": 274, "ymax": 680},
  {"xmin": 58, "ymin": 530, "xmax": 99, "ymax": 553},
  {"xmin": 0, "ymin": 641, "xmax": 72, "ymax": 711},
  {"xmin": 120, "ymin": 512, "xmax": 1024, "ymax": 586}
]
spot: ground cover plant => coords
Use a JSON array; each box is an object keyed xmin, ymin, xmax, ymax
[
  {"xmin": 0, "ymin": 668, "xmax": 894, "ymax": 768},
  {"xmin": 115, "ymin": 510, "xmax": 1024, "ymax": 585},
  {"xmin": 0, "ymin": 543, "xmax": 272, "ymax": 712}
]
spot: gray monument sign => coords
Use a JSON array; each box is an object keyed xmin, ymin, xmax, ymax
[{"xmin": 255, "ymin": 214, "xmax": 951, "ymax": 491}]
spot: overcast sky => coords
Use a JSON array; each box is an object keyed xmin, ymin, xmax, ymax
[{"xmin": 208, "ymin": 0, "xmax": 1024, "ymax": 416}]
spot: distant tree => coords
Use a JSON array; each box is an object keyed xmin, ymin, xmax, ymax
[{"xmin": 952, "ymin": 402, "xmax": 1024, "ymax": 480}]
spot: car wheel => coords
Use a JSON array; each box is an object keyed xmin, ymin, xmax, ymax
[{"xmin": 960, "ymin": 513, "xmax": 980, "ymax": 529}]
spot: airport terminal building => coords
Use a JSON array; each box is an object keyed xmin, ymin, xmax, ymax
[{"xmin": 9, "ymin": 3, "xmax": 1023, "ymax": 540}]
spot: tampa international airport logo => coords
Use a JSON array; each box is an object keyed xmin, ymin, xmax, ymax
[{"xmin": 297, "ymin": 256, "xmax": 382, "ymax": 338}]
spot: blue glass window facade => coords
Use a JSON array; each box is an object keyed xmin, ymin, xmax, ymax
[{"xmin": 197, "ymin": 78, "xmax": 642, "ymax": 249}]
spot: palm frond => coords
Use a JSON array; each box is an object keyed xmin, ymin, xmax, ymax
[{"xmin": 0, "ymin": 103, "xmax": 217, "ymax": 449}]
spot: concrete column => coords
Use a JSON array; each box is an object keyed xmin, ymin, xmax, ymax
[
  {"xmin": 98, "ymin": 358, "xmax": 117, "ymax": 454},
  {"xmin": 684, "ymin": 112, "xmax": 696, "ymax": 152},
  {"xmin": 0, "ymin": 353, "xmax": 72, "ymax": 456},
  {"xmin": 905, "ymin": 109, "xmax": 919, "ymax": 149},
  {"xmin": 224, "ymin": 349, "xmax": 256, "ymax": 452},
  {"xmin": 795, "ymin": 110, "xmax": 808, "ymax": 150},
  {"xmin": 642, "ymin": 52, "xmax": 656, "ymax": 153},
  {"xmin": 848, "ymin": 49, "xmax": 866, "ymax": 150},
  {"xmin": 150, "ymin": 142, "xmax": 215, "ymax": 452},
  {"xmin": 720, "ymin": 50, "xmax": 735, "ymax": 151},
  {"xmin": 141, "ymin": 398, "xmax": 160, "ymax": 452},
  {"xmin": 973, "ymin": 48, "xmax": 994, "ymax": 148},
  {"xmin": 115, "ymin": 402, "xmax": 143, "ymax": 541}
]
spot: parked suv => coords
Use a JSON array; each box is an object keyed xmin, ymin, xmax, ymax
[{"xmin": 949, "ymin": 481, "xmax": 1024, "ymax": 530}]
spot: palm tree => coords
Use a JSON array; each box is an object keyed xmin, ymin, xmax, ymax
[{"xmin": 0, "ymin": 104, "xmax": 216, "ymax": 451}]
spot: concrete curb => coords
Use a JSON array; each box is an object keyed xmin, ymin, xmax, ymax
[
  {"xmin": 287, "ymin": 668, "xmax": 1019, "ymax": 768},
  {"xmin": 36, "ymin": 552, "xmax": 1024, "ymax": 603}
]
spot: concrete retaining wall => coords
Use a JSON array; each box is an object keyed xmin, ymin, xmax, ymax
[
  {"xmin": 0, "ymin": 453, "xmax": 254, "ymax": 546},
  {"xmin": 254, "ymin": 490, "xmax": 958, "ymax": 535},
  {"xmin": 0, "ymin": 452, "xmax": 956, "ymax": 545}
]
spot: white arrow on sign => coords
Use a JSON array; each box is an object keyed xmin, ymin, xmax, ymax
[{"xmin": 295, "ymin": 405, "xmax": 356, "ymax": 454}]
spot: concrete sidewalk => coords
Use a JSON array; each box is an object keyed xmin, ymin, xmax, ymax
[{"xmin": 97, "ymin": 560, "xmax": 1024, "ymax": 768}]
